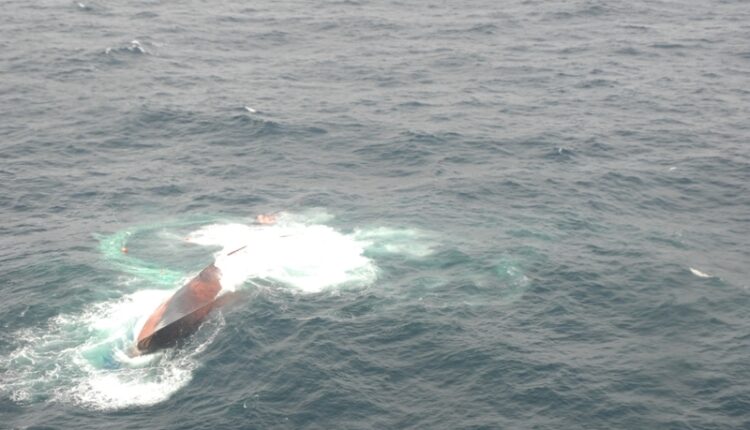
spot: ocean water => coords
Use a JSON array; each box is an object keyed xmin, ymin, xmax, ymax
[{"xmin": 1, "ymin": 0, "xmax": 749, "ymax": 428}]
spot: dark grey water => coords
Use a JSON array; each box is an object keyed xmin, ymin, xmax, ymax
[{"xmin": 2, "ymin": 0, "xmax": 749, "ymax": 428}]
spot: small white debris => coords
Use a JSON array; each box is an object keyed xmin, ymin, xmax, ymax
[
  {"xmin": 669, "ymin": 166, "xmax": 676, "ymax": 171},
  {"xmin": 77, "ymin": 2, "xmax": 86, "ymax": 8},
  {"xmin": 689, "ymin": 267, "xmax": 711, "ymax": 278},
  {"xmin": 244, "ymin": 106, "xmax": 257, "ymax": 113}
]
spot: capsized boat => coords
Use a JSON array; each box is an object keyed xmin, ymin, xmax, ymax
[{"xmin": 136, "ymin": 263, "xmax": 224, "ymax": 354}]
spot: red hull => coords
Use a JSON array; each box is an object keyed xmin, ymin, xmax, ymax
[{"xmin": 136, "ymin": 264, "xmax": 223, "ymax": 353}]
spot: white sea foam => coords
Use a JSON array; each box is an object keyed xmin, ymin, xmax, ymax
[
  {"xmin": 188, "ymin": 215, "xmax": 378, "ymax": 293},
  {"xmin": 0, "ymin": 287, "xmax": 216, "ymax": 410},
  {"xmin": 352, "ymin": 226, "xmax": 434, "ymax": 257}
]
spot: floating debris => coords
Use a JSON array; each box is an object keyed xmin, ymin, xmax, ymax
[{"xmin": 689, "ymin": 267, "xmax": 711, "ymax": 278}]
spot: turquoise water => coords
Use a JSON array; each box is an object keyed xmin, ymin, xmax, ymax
[{"xmin": 1, "ymin": 0, "xmax": 749, "ymax": 428}]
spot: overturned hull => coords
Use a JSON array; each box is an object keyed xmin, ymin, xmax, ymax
[{"xmin": 136, "ymin": 264, "xmax": 223, "ymax": 354}]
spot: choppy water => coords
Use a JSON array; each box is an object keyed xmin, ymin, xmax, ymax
[{"xmin": 1, "ymin": 0, "xmax": 749, "ymax": 428}]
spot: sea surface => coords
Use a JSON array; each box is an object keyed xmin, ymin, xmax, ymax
[{"xmin": 1, "ymin": 0, "xmax": 749, "ymax": 428}]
